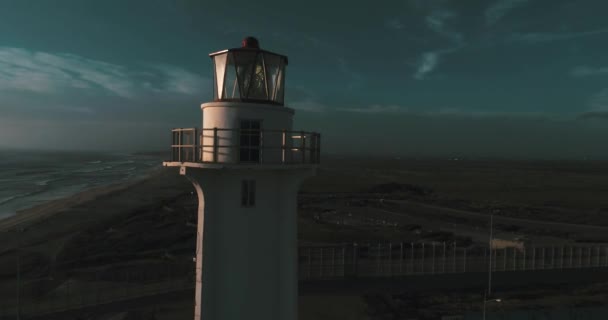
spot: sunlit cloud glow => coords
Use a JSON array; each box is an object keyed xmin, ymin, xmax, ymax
[{"xmin": 0, "ymin": 47, "xmax": 209, "ymax": 99}]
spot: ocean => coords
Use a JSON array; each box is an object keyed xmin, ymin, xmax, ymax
[{"xmin": 0, "ymin": 149, "xmax": 164, "ymax": 219}]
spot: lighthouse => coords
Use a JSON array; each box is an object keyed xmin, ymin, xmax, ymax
[{"xmin": 163, "ymin": 37, "xmax": 320, "ymax": 320}]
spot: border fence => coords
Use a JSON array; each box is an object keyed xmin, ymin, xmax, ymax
[
  {"xmin": 298, "ymin": 242, "xmax": 608, "ymax": 279},
  {"xmin": 1, "ymin": 242, "xmax": 608, "ymax": 319}
]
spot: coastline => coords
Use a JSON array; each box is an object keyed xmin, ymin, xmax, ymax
[{"xmin": 0, "ymin": 166, "xmax": 178, "ymax": 232}]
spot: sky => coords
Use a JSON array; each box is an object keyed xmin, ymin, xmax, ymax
[{"xmin": 1, "ymin": 0, "xmax": 608, "ymax": 159}]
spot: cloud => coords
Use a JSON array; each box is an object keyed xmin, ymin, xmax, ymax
[
  {"xmin": 338, "ymin": 105, "xmax": 409, "ymax": 114},
  {"xmin": 414, "ymin": 52, "xmax": 440, "ymax": 80},
  {"xmin": 287, "ymin": 85, "xmax": 327, "ymax": 112},
  {"xmin": 413, "ymin": 10, "xmax": 464, "ymax": 80},
  {"xmin": 510, "ymin": 28, "xmax": 608, "ymax": 43},
  {"xmin": 290, "ymin": 100, "xmax": 327, "ymax": 113},
  {"xmin": 385, "ymin": 18, "xmax": 404, "ymax": 30},
  {"xmin": 337, "ymin": 57, "xmax": 364, "ymax": 90},
  {"xmin": 589, "ymin": 88, "xmax": 608, "ymax": 110},
  {"xmin": 425, "ymin": 10, "xmax": 463, "ymax": 43},
  {"xmin": 571, "ymin": 66, "xmax": 608, "ymax": 77},
  {"xmin": 578, "ymin": 111, "xmax": 608, "ymax": 120},
  {"xmin": 485, "ymin": 0, "xmax": 529, "ymax": 26},
  {"xmin": 152, "ymin": 64, "xmax": 210, "ymax": 96},
  {"xmin": 0, "ymin": 46, "xmax": 209, "ymax": 99},
  {"xmin": 337, "ymin": 105, "xmax": 555, "ymax": 119},
  {"xmin": 0, "ymin": 116, "xmax": 172, "ymax": 152}
]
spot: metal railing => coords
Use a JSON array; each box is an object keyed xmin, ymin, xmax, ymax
[
  {"xmin": 169, "ymin": 128, "xmax": 321, "ymax": 165},
  {"xmin": 298, "ymin": 242, "xmax": 608, "ymax": 280}
]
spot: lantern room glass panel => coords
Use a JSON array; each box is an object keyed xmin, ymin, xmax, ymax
[
  {"xmin": 275, "ymin": 60, "xmax": 285, "ymax": 104},
  {"xmin": 263, "ymin": 53, "xmax": 281, "ymax": 101},
  {"xmin": 222, "ymin": 53, "xmax": 240, "ymax": 99},
  {"xmin": 213, "ymin": 53, "xmax": 227, "ymax": 100}
]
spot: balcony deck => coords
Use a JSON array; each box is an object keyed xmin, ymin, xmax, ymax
[{"xmin": 164, "ymin": 128, "xmax": 321, "ymax": 166}]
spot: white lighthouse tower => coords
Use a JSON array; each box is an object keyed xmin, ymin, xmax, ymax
[{"xmin": 163, "ymin": 37, "xmax": 320, "ymax": 320}]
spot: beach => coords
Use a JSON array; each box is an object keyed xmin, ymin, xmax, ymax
[{"xmin": 0, "ymin": 166, "xmax": 195, "ymax": 286}]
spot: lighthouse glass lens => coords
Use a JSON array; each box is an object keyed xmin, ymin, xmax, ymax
[
  {"xmin": 233, "ymin": 51, "xmax": 257, "ymax": 99},
  {"xmin": 248, "ymin": 54, "xmax": 268, "ymax": 100}
]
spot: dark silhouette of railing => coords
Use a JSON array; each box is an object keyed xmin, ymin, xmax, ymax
[{"xmin": 169, "ymin": 128, "xmax": 321, "ymax": 165}]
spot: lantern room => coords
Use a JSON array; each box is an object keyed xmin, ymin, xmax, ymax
[{"xmin": 210, "ymin": 36, "xmax": 288, "ymax": 105}]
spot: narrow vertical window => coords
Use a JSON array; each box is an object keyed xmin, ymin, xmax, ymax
[
  {"xmin": 241, "ymin": 179, "xmax": 256, "ymax": 207},
  {"xmin": 239, "ymin": 120, "xmax": 261, "ymax": 163}
]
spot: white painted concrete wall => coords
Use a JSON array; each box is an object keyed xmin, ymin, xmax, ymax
[
  {"xmin": 201, "ymin": 102, "xmax": 295, "ymax": 164},
  {"xmin": 184, "ymin": 167, "xmax": 314, "ymax": 320}
]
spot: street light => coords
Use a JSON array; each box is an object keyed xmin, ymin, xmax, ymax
[
  {"xmin": 487, "ymin": 209, "xmax": 499, "ymax": 296},
  {"xmin": 482, "ymin": 290, "xmax": 502, "ymax": 320},
  {"xmin": 484, "ymin": 209, "xmax": 500, "ymax": 320}
]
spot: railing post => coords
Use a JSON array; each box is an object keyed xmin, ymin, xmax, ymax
[
  {"xmin": 561, "ymin": 246, "xmax": 564, "ymax": 269},
  {"xmin": 389, "ymin": 243, "xmax": 393, "ymax": 277},
  {"xmin": 259, "ymin": 129, "xmax": 264, "ymax": 164},
  {"xmin": 194, "ymin": 128, "xmax": 198, "ymax": 162},
  {"xmin": 421, "ymin": 243, "xmax": 425, "ymax": 274},
  {"xmin": 341, "ymin": 246, "xmax": 346, "ymax": 277},
  {"xmin": 281, "ymin": 130, "xmax": 286, "ymax": 164},
  {"xmin": 399, "ymin": 242, "xmax": 404, "ymax": 275},
  {"xmin": 319, "ymin": 247, "xmax": 323, "ymax": 278},
  {"xmin": 463, "ymin": 247, "xmax": 467, "ymax": 273},
  {"xmin": 595, "ymin": 247, "xmax": 599, "ymax": 267},
  {"xmin": 301, "ymin": 131, "xmax": 306, "ymax": 163},
  {"xmin": 453, "ymin": 242, "xmax": 457, "ymax": 273},
  {"xmin": 376, "ymin": 243, "xmax": 381, "ymax": 276},
  {"xmin": 532, "ymin": 247, "xmax": 536, "ymax": 270},
  {"xmin": 570, "ymin": 246, "xmax": 574, "ymax": 268},
  {"xmin": 432, "ymin": 243, "xmax": 435, "ymax": 274},
  {"xmin": 331, "ymin": 247, "xmax": 336, "ymax": 277},
  {"xmin": 198, "ymin": 129, "xmax": 203, "ymax": 162},
  {"xmin": 307, "ymin": 247, "xmax": 312, "ymax": 279},
  {"xmin": 178, "ymin": 129, "xmax": 182, "ymax": 162},
  {"xmin": 541, "ymin": 247, "xmax": 545, "ymax": 269},
  {"xmin": 353, "ymin": 243, "xmax": 358, "ymax": 277},
  {"xmin": 317, "ymin": 133, "xmax": 322, "ymax": 164},
  {"xmin": 410, "ymin": 242, "xmax": 414, "ymax": 274},
  {"xmin": 213, "ymin": 128, "xmax": 218, "ymax": 163},
  {"xmin": 442, "ymin": 242, "xmax": 446, "ymax": 273}
]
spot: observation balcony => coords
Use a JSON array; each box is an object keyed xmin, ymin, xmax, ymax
[{"xmin": 165, "ymin": 128, "xmax": 321, "ymax": 166}]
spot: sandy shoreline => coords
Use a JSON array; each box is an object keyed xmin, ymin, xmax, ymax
[
  {"xmin": 0, "ymin": 166, "xmax": 193, "ymax": 257},
  {"xmin": 0, "ymin": 167, "xmax": 173, "ymax": 232}
]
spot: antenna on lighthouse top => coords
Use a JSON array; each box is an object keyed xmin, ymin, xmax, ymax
[{"xmin": 241, "ymin": 36, "xmax": 260, "ymax": 49}]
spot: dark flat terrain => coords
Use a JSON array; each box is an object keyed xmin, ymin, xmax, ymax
[{"xmin": 2, "ymin": 156, "xmax": 608, "ymax": 319}]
